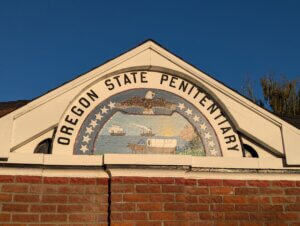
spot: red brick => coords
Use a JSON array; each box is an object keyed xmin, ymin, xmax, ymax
[
  {"xmin": 272, "ymin": 196, "xmax": 296, "ymax": 203},
  {"xmin": 149, "ymin": 212, "xmax": 174, "ymax": 220},
  {"xmin": 224, "ymin": 196, "xmax": 246, "ymax": 203},
  {"xmin": 164, "ymin": 203, "xmax": 185, "ymax": 211},
  {"xmin": 261, "ymin": 204, "xmax": 283, "ymax": 212},
  {"xmin": 137, "ymin": 203, "xmax": 161, "ymax": 211},
  {"xmin": 123, "ymin": 194, "xmax": 149, "ymax": 202},
  {"xmin": 148, "ymin": 177, "xmax": 174, "ymax": 184},
  {"xmin": 123, "ymin": 212, "xmax": 147, "ymax": 220},
  {"xmin": 136, "ymin": 222, "xmax": 162, "ymax": 226},
  {"xmin": 96, "ymin": 178, "xmax": 108, "ymax": 185},
  {"xmin": 285, "ymin": 188, "xmax": 300, "ymax": 195},
  {"xmin": 240, "ymin": 222, "xmax": 263, "ymax": 226},
  {"xmin": 0, "ymin": 213, "xmax": 10, "ymax": 221},
  {"xmin": 248, "ymin": 180, "xmax": 270, "ymax": 187},
  {"xmin": 215, "ymin": 221, "xmax": 239, "ymax": 226},
  {"xmin": 111, "ymin": 184, "xmax": 134, "ymax": 193},
  {"xmin": 249, "ymin": 213, "xmax": 277, "ymax": 220},
  {"xmin": 57, "ymin": 185, "xmax": 84, "ymax": 194},
  {"xmin": 173, "ymin": 212, "xmax": 189, "ymax": 221},
  {"xmin": 42, "ymin": 195, "xmax": 67, "ymax": 203},
  {"xmin": 0, "ymin": 175, "xmax": 14, "ymax": 183},
  {"xmin": 235, "ymin": 204, "xmax": 258, "ymax": 211},
  {"xmin": 176, "ymin": 193, "xmax": 185, "ymax": 202},
  {"xmin": 223, "ymin": 180, "xmax": 246, "ymax": 187},
  {"xmin": 30, "ymin": 184, "xmax": 57, "ymax": 194},
  {"xmin": 2, "ymin": 184, "xmax": 28, "ymax": 193},
  {"xmin": 276, "ymin": 213, "xmax": 299, "ymax": 220},
  {"xmin": 285, "ymin": 204, "xmax": 300, "ymax": 211},
  {"xmin": 164, "ymin": 222, "xmax": 189, "ymax": 226},
  {"xmin": 272, "ymin": 180, "xmax": 295, "ymax": 187},
  {"xmin": 96, "ymin": 194, "xmax": 108, "ymax": 203},
  {"xmin": 198, "ymin": 196, "xmax": 222, "ymax": 203},
  {"xmin": 31, "ymin": 205, "xmax": 56, "ymax": 212},
  {"xmin": 162, "ymin": 185, "xmax": 184, "ymax": 193},
  {"xmin": 248, "ymin": 196, "xmax": 270, "ymax": 204},
  {"xmin": 111, "ymin": 194, "xmax": 122, "ymax": 202},
  {"xmin": 2, "ymin": 204, "xmax": 28, "ymax": 212},
  {"xmin": 85, "ymin": 185, "xmax": 107, "ymax": 194},
  {"xmin": 186, "ymin": 187, "xmax": 209, "ymax": 195},
  {"xmin": 187, "ymin": 204, "xmax": 209, "ymax": 212},
  {"xmin": 83, "ymin": 203, "xmax": 107, "ymax": 212},
  {"xmin": 14, "ymin": 194, "xmax": 39, "ymax": 202},
  {"xmin": 69, "ymin": 195, "xmax": 94, "ymax": 203},
  {"xmin": 111, "ymin": 177, "xmax": 123, "ymax": 184},
  {"xmin": 111, "ymin": 203, "xmax": 135, "ymax": 211},
  {"xmin": 199, "ymin": 212, "xmax": 224, "ymax": 220},
  {"xmin": 0, "ymin": 194, "xmax": 12, "ymax": 202},
  {"xmin": 198, "ymin": 179, "xmax": 223, "ymax": 186},
  {"xmin": 41, "ymin": 214, "xmax": 67, "ymax": 222},
  {"xmin": 211, "ymin": 204, "xmax": 235, "ymax": 212},
  {"xmin": 123, "ymin": 177, "xmax": 148, "ymax": 184},
  {"xmin": 149, "ymin": 194, "xmax": 174, "ymax": 202},
  {"xmin": 235, "ymin": 187, "xmax": 258, "ymax": 195},
  {"xmin": 15, "ymin": 176, "xmax": 42, "ymax": 184},
  {"xmin": 185, "ymin": 195, "xmax": 196, "ymax": 203},
  {"xmin": 69, "ymin": 214, "xmax": 95, "ymax": 222},
  {"xmin": 136, "ymin": 184, "xmax": 161, "ymax": 193},
  {"xmin": 175, "ymin": 178, "xmax": 185, "ymax": 185},
  {"xmin": 43, "ymin": 177, "xmax": 69, "ymax": 184},
  {"xmin": 70, "ymin": 178, "xmax": 96, "ymax": 185},
  {"xmin": 184, "ymin": 212, "xmax": 197, "ymax": 220},
  {"xmin": 296, "ymin": 181, "xmax": 300, "ymax": 186},
  {"xmin": 111, "ymin": 212, "xmax": 122, "ymax": 221},
  {"xmin": 210, "ymin": 187, "xmax": 234, "ymax": 195},
  {"xmin": 175, "ymin": 178, "xmax": 196, "ymax": 185},
  {"xmin": 12, "ymin": 214, "xmax": 38, "ymax": 222},
  {"xmin": 264, "ymin": 223, "xmax": 288, "ymax": 226},
  {"xmin": 260, "ymin": 188, "xmax": 283, "ymax": 195},
  {"xmin": 225, "ymin": 213, "xmax": 249, "ymax": 220},
  {"xmin": 57, "ymin": 205, "xmax": 83, "ymax": 212}
]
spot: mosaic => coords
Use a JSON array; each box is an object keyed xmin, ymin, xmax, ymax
[{"xmin": 74, "ymin": 89, "xmax": 221, "ymax": 156}]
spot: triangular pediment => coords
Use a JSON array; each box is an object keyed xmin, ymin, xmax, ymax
[{"xmin": 0, "ymin": 40, "xmax": 299, "ymax": 167}]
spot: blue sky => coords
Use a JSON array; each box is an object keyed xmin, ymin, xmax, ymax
[{"xmin": 0, "ymin": 0, "xmax": 299, "ymax": 102}]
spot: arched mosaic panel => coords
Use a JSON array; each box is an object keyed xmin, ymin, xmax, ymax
[{"xmin": 74, "ymin": 89, "xmax": 221, "ymax": 156}]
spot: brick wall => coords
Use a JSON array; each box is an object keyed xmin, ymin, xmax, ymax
[
  {"xmin": 1, "ymin": 175, "xmax": 300, "ymax": 225},
  {"xmin": 110, "ymin": 177, "xmax": 300, "ymax": 226},
  {"xmin": 0, "ymin": 175, "xmax": 108, "ymax": 225}
]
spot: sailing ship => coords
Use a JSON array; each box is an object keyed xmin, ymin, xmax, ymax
[
  {"xmin": 128, "ymin": 138, "xmax": 177, "ymax": 154},
  {"xmin": 132, "ymin": 123, "xmax": 155, "ymax": 137},
  {"xmin": 140, "ymin": 127, "xmax": 155, "ymax": 137},
  {"xmin": 109, "ymin": 125, "xmax": 126, "ymax": 136}
]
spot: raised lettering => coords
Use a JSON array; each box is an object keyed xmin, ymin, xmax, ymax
[
  {"xmin": 105, "ymin": 79, "xmax": 114, "ymax": 90},
  {"xmin": 86, "ymin": 89, "xmax": 98, "ymax": 101},
  {"xmin": 225, "ymin": 135, "xmax": 236, "ymax": 144},
  {"xmin": 71, "ymin": 106, "xmax": 84, "ymax": 117},
  {"xmin": 79, "ymin": 97, "xmax": 90, "ymax": 108},
  {"xmin": 160, "ymin": 74, "xmax": 169, "ymax": 84},
  {"xmin": 60, "ymin": 125, "xmax": 73, "ymax": 136}
]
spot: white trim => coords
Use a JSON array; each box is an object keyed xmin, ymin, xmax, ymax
[
  {"xmin": 186, "ymin": 171, "xmax": 300, "ymax": 181},
  {"xmin": 1, "ymin": 153, "xmax": 298, "ymax": 170},
  {"xmin": 0, "ymin": 167, "xmax": 299, "ymax": 180},
  {"xmin": 109, "ymin": 168, "xmax": 300, "ymax": 181},
  {"xmin": 0, "ymin": 168, "xmax": 108, "ymax": 178},
  {"xmin": 104, "ymin": 154, "xmax": 192, "ymax": 166},
  {"xmin": 109, "ymin": 168, "xmax": 186, "ymax": 178}
]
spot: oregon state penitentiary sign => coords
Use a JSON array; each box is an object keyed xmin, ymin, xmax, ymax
[{"xmin": 52, "ymin": 70, "xmax": 242, "ymax": 157}]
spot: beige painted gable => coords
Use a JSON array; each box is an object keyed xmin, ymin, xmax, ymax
[{"xmin": 0, "ymin": 40, "xmax": 299, "ymax": 166}]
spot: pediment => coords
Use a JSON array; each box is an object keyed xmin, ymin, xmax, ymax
[{"xmin": 0, "ymin": 40, "xmax": 299, "ymax": 167}]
